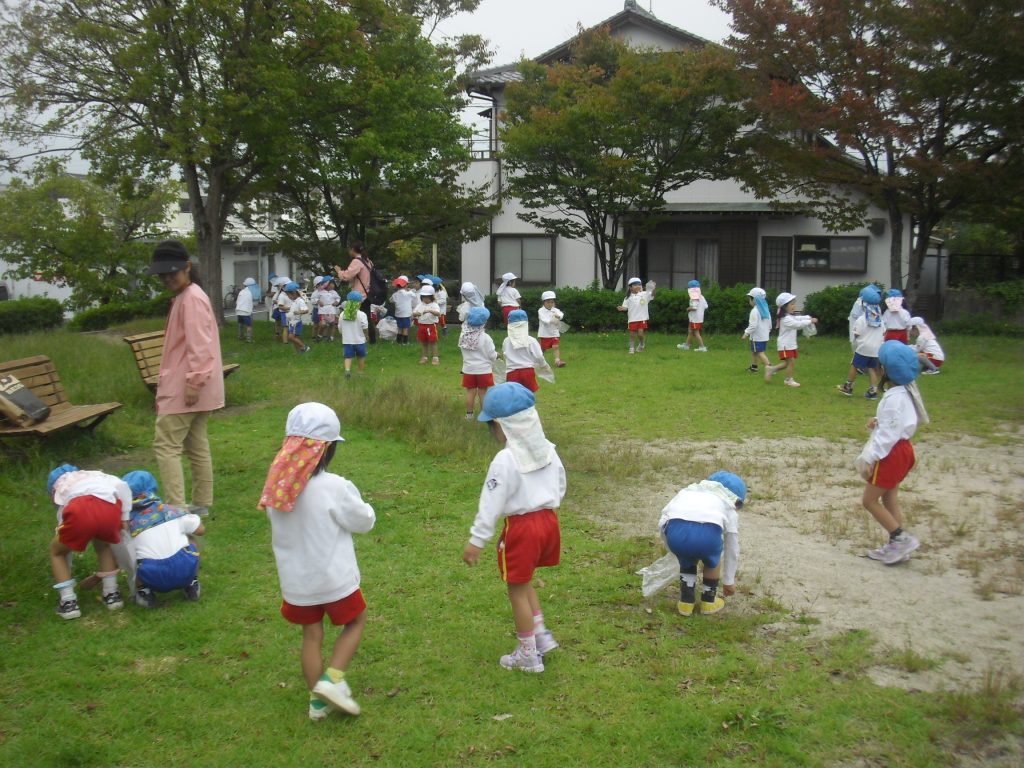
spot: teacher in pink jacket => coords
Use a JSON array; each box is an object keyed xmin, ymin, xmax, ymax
[{"xmin": 146, "ymin": 241, "xmax": 225, "ymax": 515}]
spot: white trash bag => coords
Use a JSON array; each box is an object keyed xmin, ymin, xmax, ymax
[
  {"xmin": 376, "ymin": 316, "xmax": 399, "ymax": 341},
  {"xmin": 636, "ymin": 552, "xmax": 679, "ymax": 598}
]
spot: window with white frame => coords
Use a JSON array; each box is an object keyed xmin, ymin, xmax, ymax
[
  {"xmin": 493, "ymin": 235, "xmax": 554, "ymax": 285},
  {"xmin": 645, "ymin": 238, "xmax": 719, "ymax": 288}
]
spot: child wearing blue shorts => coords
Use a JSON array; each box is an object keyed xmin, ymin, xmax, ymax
[
  {"xmin": 340, "ymin": 291, "xmax": 369, "ymax": 378},
  {"xmin": 658, "ymin": 472, "xmax": 746, "ymax": 616},
  {"xmin": 741, "ymin": 287, "xmax": 771, "ymax": 373},
  {"xmin": 839, "ymin": 285, "xmax": 885, "ymax": 399}
]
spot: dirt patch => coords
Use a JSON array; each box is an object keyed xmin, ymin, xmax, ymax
[{"xmin": 589, "ymin": 435, "xmax": 1024, "ymax": 692}]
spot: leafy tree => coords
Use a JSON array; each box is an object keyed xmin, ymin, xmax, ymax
[
  {"xmin": 0, "ymin": 161, "xmax": 177, "ymax": 310},
  {"xmin": 717, "ymin": 0, "xmax": 1024, "ymax": 297},
  {"xmin": 499, "ymin": 28, "xmax": 750, "ymax": 289}
]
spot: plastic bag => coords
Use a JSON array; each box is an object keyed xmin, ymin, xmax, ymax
[
  {"xmin": 802, "ymin": 322, "xmax": 818, "ymax": 337},
  {"xmin": 377, "ymin": 316, "xmax": 398, "ymax": 341},
  {"xmin": 492, "ymin": 357, "xmax": 507, "ymax": 384},
  {"xmin": 636, "ymin": 552, "xmax": 678, "ymax": 598}
]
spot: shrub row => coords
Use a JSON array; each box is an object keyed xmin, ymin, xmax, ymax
[
  {"xmin": 0, "ymin": 297, "xmax": 65, "ymax": 335},
  {"xmin": 66, "ymin": 293, "xmax": 173, "ymax": 332}
]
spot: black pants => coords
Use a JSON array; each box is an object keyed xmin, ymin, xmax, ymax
[{"xmin": 361, "ymin": 298, "xmax": 377, "ymax": 343}]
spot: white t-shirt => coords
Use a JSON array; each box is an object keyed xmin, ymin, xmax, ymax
[
  {"xmin": 469, "ymin": 448, "xmax": 566, "ymax": 549},
  {"xmin": 413, "ymin": 300, "xmax": 441, "ymax": 325},
  {"xmin": 340, "ymin": 311, "xmax": 369, "ymax": 344},
  {"xmin": 915, "ymin": 335, "xmax": 945, "ymax": 361},
  {"xmin": 620, "ymin": 290, "xmax": 653, "ymax": 323},
  {"xmin": 134, "ymin": 514, "xmax": 202, "ymax": 561},
  {"xmin": 436, "ymin": 288, "xmax": 448, "ymax": 314},
  {"xmin": 498, "ymin": 285, "xmax": 521, "ymax": 308},
  {"xmin": 743, "ymin": 308, "xmax": 771, "ymax": 343},
  {"xmin": 318, "ymin": 290, "xmax": 341, "ymax": 316},
  {"xmin": 286, "ymin": 296, "xmax": 308, "ymax": 325},
  {"xmin": 688, "ymin": 295, "xmax": 709, "ymax": 324},
  {"xmin": 857, "ymin": 386, "xmax": 918, "ymax": 466},
  {"xmin": 234, "ymin": 288, "xmax": 253, "ymax": 316},
  {"xmin": 776, "ymin": 314, "xmax": 813, "ymax": 351},
  {"xmin": 53, "ymin": 471, "xmax": 132, "ymax": 522},
  {"xmin": 460, "ymin": 332, "xmax": 497, "ymax": 375},
  {"xmin": 390, "ymin": 289, "xmax": 416, "ymax": 319},
  {"xmin": 502, "ymin": 336, "xmax": 546, "ymax": 372},
  {"xmin": 267, "ymin": 472, "xmax": 375, "ymax": 606},
  {"xmin": 658, "ymin": 486, "xmax": 740, "ymax": 585},
  {"xmin": 852, "ymin": 315, "xmax": 886, "ymax": 357},
  {"xmin": 882, "ymin": 307, "xmax": 912, "ymax": 331},
  {"xmin": 537, "ymin": 307, "xmax": 564, "ymax": 339}
]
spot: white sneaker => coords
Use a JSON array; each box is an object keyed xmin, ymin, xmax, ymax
[
  {"xmin": 676, "ymin": 343, "xmax": 690, "ymax": 350},
  {"xmin": 312, "ymin": 678, "xmax": 361, "ymax": 715},
  {"xmin": 696, "ymin": 346, "xmax": 707, "ymax": 352},
  {"xmin": 882, "ymin": 534, "xmax": 919, "ymax": 565},
  {"xmin": 784, "ymin": 378, "xmax": 801, "ymax": 387},
  {"xmin": 628, "ymin": 347, "xmax": 635, "ymax": 355},
  {"xmin": 499, "ymin": 647, "xmax": 544, "ymax": 673},
  {"xmin": 535, "ymin": 630, "xmax": 559, "ymax": 655}
]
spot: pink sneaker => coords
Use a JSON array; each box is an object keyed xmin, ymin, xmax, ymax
[
  {"xmin": 784, "ymin": 378, "xmax": 801, "ymax": 387},
  {"xmin": 555, "ymin": 360, "xmax": 566, "ymax": 368},
  {"xmin": 535, "ymin": 629, "xmax": 559, "ymax": 655},
  {"xmin": 499, "ymin": 647, "xmax": 544, "ymax": 673}
]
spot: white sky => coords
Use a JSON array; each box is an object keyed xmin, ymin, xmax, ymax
[{"xmin": 434, "ymin": 0, "xmax": 733, "ymax": 65}]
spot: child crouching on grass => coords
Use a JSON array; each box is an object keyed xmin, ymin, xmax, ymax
[
  {"xmin": 463, "ymin": 383, "xmax": 566, "ymax": 673},
  {"xmin": 260, "ymin": 403, "xmax": 375, "ymax": 720},
  {"xmin": 658, "ymin": 472, "xmax": 745, "ymax": 616},
  {"xmin": 856, "ymin": 341, "xmax": 929, "ymax": 565},
  {"xmin": 47, "ymin": 464, "xmax": 132, "ymax": 620}
]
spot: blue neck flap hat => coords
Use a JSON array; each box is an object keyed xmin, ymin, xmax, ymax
[
  {"xmin": 122, "ymin": 470, "xmax": 159, "ymax": 498},
  {"xmin": 47, "ymin": 463, "xmax": 79, "ymax": 498},
  {"xmin": 466, "ymin": 306, "xmax": 490, "ymax": 327},
  {"xmin": 507, "ymin": 309, "xmax": 528, "ymax": 323},
  {"xmin": 478, "ymin": 382, "xmax": 535, "ymax": 422},
  {"xmin": 708, "ymin": 471, "xmax": 746, "ymax": 506},
  {"xmin": 688, "ymin": 279, "xmax": 701, "ymax": 289},
  {"xmin": 859, "ymin": 285, "xmax": 882, "ymax": 305},
  {"xmin": 879, "ymin": 340, "xmax": 919, "ymax": 385}
]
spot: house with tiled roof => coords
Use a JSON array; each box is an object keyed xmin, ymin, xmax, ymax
[{"xmin": 458, "ymin": 0, "xmax": 907, "ymax": 297}]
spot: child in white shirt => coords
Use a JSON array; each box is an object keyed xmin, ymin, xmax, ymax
[
  {"xmin": 496, "ymin": 272, "xmax": 522, "ymax": 325},
  {"xmin": 659, "ymin": 471, "xmax": 745, "ymax": 616},
  {"xmin": 677, "ymin": 279, "xmax": 708, "ymax": 352},
  {"xmin": 234, "ymin": 277, "xmax": 255, "ymax": 343},
  {"xmin": 389, "ymin": 276, "xmax": 416, "ymax": 346},
  {"xmin": 856, "ymin": 342, "xmax": 928, "ymax": 565},
  {"xmin": 273, "ymin": 284, "xmax": 292, "ymax": 341},
  {"xmin": 838, "ymin": 285, "xmax": 885, "ymax": 399},
  {"xmin": 459, "ymin": 306, "xmax": 497, "ymax": 419},
  {"xmin": 412, "ymin": 285, "xmax": 442, "ymax": 365},
  {"xmin": 537, "ymin": 291, "xmax": 567, "ymax": 368},
  {"xmin": 909, "ymin": 316, "xmax": 945, "ymax": 374},
  {"xmin": 260, "ymin": 403, "xmax": 375, "ymax": 720},
  {"xmin": 741, "ymin": 287, "xmax": 771, "ymax": 373},
  {"xmin": 340, "ymin": 291, "xmax": 369, "ymax": 378},
  {"xmin": 462, "ymin": 383, "xmax": 566, "ymax": 673},
  {"xmin": 503, "ymin": 309, "xmax": 553, "ymax": 393},
  {"xmin": 882, "ymin": 288, "xmax": 912, "ymax": 343},
  {"xmin": 435, "ymin": 280, "xmax": 449, "ymax": 337},
  {"xmin": 617, "ymin": 277, "xmax": 655, "ymax": 354},
  {"xmin": 283, "ymin": 282, "xmax": 311, "ymax": 354},
  {"xmin": 764, "ymin": 292, "xmax": 817, "ymax": 387},
  {"xmin": 316, "ymin": 277, "xmax": 341, "ymax": 343}
]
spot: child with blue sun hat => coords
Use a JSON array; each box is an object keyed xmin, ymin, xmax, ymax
[
  {"xmin": 882, "ymin": 288, "xmax": 912, "ymax": 343},
  {"xmin": 459, "ymin": 306, "xmax": 497, "ymax": 419},
  {"xmin": 658, "ymin": 471, "xmax": 745, "ymax": 616},
  {"xmin": 856, "ymin": 340, "xmax": 930, "ymax": 565},
  {"xmin": 502, "ymin": 309, "xmax": 552, "ymax": 393},
  {"xmin": 839, "ymin": 284, "xmax": 886, "ymax": 399}
]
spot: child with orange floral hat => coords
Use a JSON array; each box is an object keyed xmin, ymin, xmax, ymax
[{"xmin": 259, "ymin": 403, "xmax": 376, "ymax": 720}]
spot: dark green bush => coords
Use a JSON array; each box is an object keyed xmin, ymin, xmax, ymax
[
  {"xmin": 67, "ymin": 293, "xmax": 172, "ymax": 332},
  {"xmin": 934, "ymin": 315, "xmax": 1024, "ymax": 337},
  {"xmin": 0, "ymin": 297, "xmax": 64, "ymax": 335},
  {"xmin": 975, "ymin": 279, "xmax": 1024, "ymax": 312},
  {"xmin": 803, "ymin": 281, "xmax": 881, "ymax": 336}
]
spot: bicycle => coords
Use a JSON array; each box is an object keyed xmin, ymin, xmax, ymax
[{"xmin": 223, "ymin": 284, "xmax": 239, "ymax": 306}]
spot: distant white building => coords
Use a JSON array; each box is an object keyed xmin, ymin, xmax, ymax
[{"xmin": 459, "ymin": 1, "xmax": 909, "ymax": 297}]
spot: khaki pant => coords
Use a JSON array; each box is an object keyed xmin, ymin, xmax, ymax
[{"xmin": 154, "ymin": 411, "xmax": 213, "ymax": 508}]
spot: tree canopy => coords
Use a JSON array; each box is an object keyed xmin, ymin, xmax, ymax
[
  {"xmin": 718, "ymin": 0, "xmax": 1024, "ymax": 295},
  {"xmin": 500, "ymin": 28, "xmax": 750, "ymax": 289}
]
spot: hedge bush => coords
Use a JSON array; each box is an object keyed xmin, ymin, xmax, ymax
[
  {"xmin": 802, "ymin": 281, "xmax": 880, "ymax": 336},
  {"xmin": 67, "ymin": 293, "xmax": 173, "ymax": 332},
  {"xmin": 0, "ymin": 297, "xmax": 64, "ymax": 335}
]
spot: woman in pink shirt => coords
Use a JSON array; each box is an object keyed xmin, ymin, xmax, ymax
[
  {"xmin": 146, "ymin": 241, "xmax": 225, "ymax": 514},
  {"xmin": 333, "ymin": 242, "xmax": 377, "ymax": 344}
]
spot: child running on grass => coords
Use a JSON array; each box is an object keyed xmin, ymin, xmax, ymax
[
  {"xmin": 463, "ymin": 383, "xmax": 566, "ymax": 673},
  {"xmin": 618, "ymin": 277, "xmax": 655, "ymax": 354},
  {"xmin": 741, "ymin": 287, "xmax": 771, "ymax": 373},
  {"xmin": 856, "ymin": 341, "xmax": 929, "ymax": 565},
  {"xmin": 537, "ymin": 290, "xmax": 567, "ymax": 368},
  {"xmin": 412, "ymin": 284, "xmax": 442, "ymax": 365},
  {"xmin": 283, "ymin": 282, "xmax": 311, "ymax": 354},
  {"xmin": 340, "ymin": 291, "xmax": 369, "ymax": 378},
  {"xmin": 764, "ymin": 292, "xmax": 817, "ymax": 387},
  {"xmin": 838, "ymin": 285, "xmax": 885, "ymax": 400},
  {"xmin": 46, "ymin": 464, "xmax": 132, "ymax": 620},
  {"xmin": 459, "ymin": 306, "xmax": 497, "ymax": 420},
  {"xmin": 503, "ymin": 309, "xmax": 553, "ymax": 393},
  {"xmin": 677, "ymin": 279, "xmax": 708, "ymax": 352},
  {"xmin": 260, "ymin": 403, "xmax": 375, "ymax": 720},
  {"xmin": 658, "ymin": 472, "xmax": 746, "ymax": 616}
]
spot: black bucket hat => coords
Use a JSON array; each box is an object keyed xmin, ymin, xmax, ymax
[{"xmin": 146, "ymin": 240, "xmax": 191, "ymax": 274}]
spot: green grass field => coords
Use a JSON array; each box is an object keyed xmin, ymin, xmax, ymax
[{"xmin": 0, "ymin": 322, "xmax": 1021, "ymax": 767}]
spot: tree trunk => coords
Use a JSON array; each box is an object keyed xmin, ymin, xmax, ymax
[
  {"xmin": 887, "ymin": 196, "xmax": 904, "ymax": 291},
  {"xmin": 183, "ymin": 164, "xmax": 225, "ymax": 326}
]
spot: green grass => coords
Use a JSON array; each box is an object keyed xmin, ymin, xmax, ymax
[{"xmin": 0, "ymin": 324, "xmax": 1021, "ymax": 767}]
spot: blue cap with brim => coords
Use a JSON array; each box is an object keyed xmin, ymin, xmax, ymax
[
  {"xmin": 478, "ymin": 382, "xmax": 535, "ymax": 422},
  {"xmin": 467, "ymin": 306, "xmax": 490, "ymax": 326},
  {"xmin": 708, "ymin": 471, "xmax": 746, "ymax": 506},
  {"xmin": 879, "ymin": 340, "xmax": 919, "ymax": 385},
  {"xmin": 346, "ymin": 291, "xmax": 362, "ymax": 301},
  {"xmin": 859, "ymin": 285, "xmax": 881, "ymax": 304},
  {"xmin": 122, "ymin": 470, "xmax": 159, "ymax": 498},
  {"xmin": 507, "ymin": 309, "xmax": 528, "ymax": 323},
  {"xmin": 284, "ymin": 282, "xmax": 300, "ymax": 292},
  {"xmin": 688, "ymin": 280, "xmax": 700, "ymax": 289},
  {"xmin": 47, "ymin": 463, "xmax": 79, "ymax": 497}
]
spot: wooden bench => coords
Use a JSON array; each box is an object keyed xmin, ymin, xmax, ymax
[
  {"xmin": 0, "ymin": 355, "xmax": 121, "ymax": 437},
  {"xmin": 123, "ymin": 330, "xmax": 240, "ymax": 392}
]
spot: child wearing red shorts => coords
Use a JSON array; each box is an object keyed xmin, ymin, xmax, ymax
[
  {"xmin": 412, "ymin": 284, "xmax": 442, "ymax": 365},
  {"xmin": 463, "ymin": 383, "xmax": 566, "ymax": 673},
  {"xmin": 47, "ymin": 464, "xmax": 132, "ymax": 620},
  {"xmin": 260, "ymin": 403, "xmax": 376, "ymax": 720},
  {"xmin": 537, "ymin": 291, "xmax": 567, "ymax": 368},
  {"xmin": 617, "ymin": 277, "xmax": 655, "ymax": 354},
  {"xmin": 764, "ymin": 292, "xmax": 817, "ymax": 387},
  {"xmin": 855, "ymin": 341, "xmax": 929, "ymax": 565},
  {"xmin": 459, "ymin": 306, "xmax": 497, "ymax": 419},
  {"xmin": 502, "ymin": 309, "xmax": 553, "ymax": 393}
]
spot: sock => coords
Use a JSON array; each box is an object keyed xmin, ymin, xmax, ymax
[
  {"xmin": 54, "ymin": 578, "xmax": 76, "ymax": 602},
  {"xmin": 97, "ymin": 570, "xmax": 118, "ymax": 594},
  {"xmin": 309, "ymin": 692, "xmax": 329, "ymax": 711},
  {"xmin": 890, "ymin": 527, "xmax": 904, "ymax": 542},
  {"xmin": 323, "ymin": 666, "xmax": 345, "ymax": 684},
  {"xmin": 517, "ymin": 632, "xmax": 538, "ymax": 655},
  {"xmin": 532, "ymin": 610, "xmax": 547, "ymax": 635},
  {"xmin": 702, "ymin": 577, "xmax": 720, "ymax": 602}
]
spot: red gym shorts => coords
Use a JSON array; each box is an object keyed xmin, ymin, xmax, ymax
[
  {"xmin": 627, "ymin": 321, "xmax": 648, "ymax": 331},
  {"xmin": 884, "ymin": 329, "xmax": 909, "ymax": 343},
  {"xmin": 497, "ymin": 509, "xmax": 561, "ymax": 584},
  {"xmin": 778, "ymin": 349, "xmax": 798, "ymax": 360},
  {"xmin": 925, "ymin": 355, "xmax": 943, "ymax": 367},
  {"xmin": 416, "ymin": 323, "xmax": 439, "ymax": 343},
  {"xmin": 871, "ymin": 439, "xmax": 916, "ymax": 489},
  {"xmin": 461, "ymin": 373, "xmax": 494, "ymax": 389},
  {"xmin": 539, "ymin": 337, "xmax": 559, "ymax": 351},
  {"xmin": 506, "ymin": 367, "xmax": 539, "ymax": 392},
  {"xmin": 501, "ymin": 306, "xmax": 517, "ymax": 323},
  {"xmin": 689, "ymin": 322, "xmax": 703, "ymax": 331},
  {"xmin": 57, "ymin": 496, "xmax": 123, "ymax": 552},
  {"xmin": 281, "ymin": 588, "xmax": 366, "ymax": 626}
]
